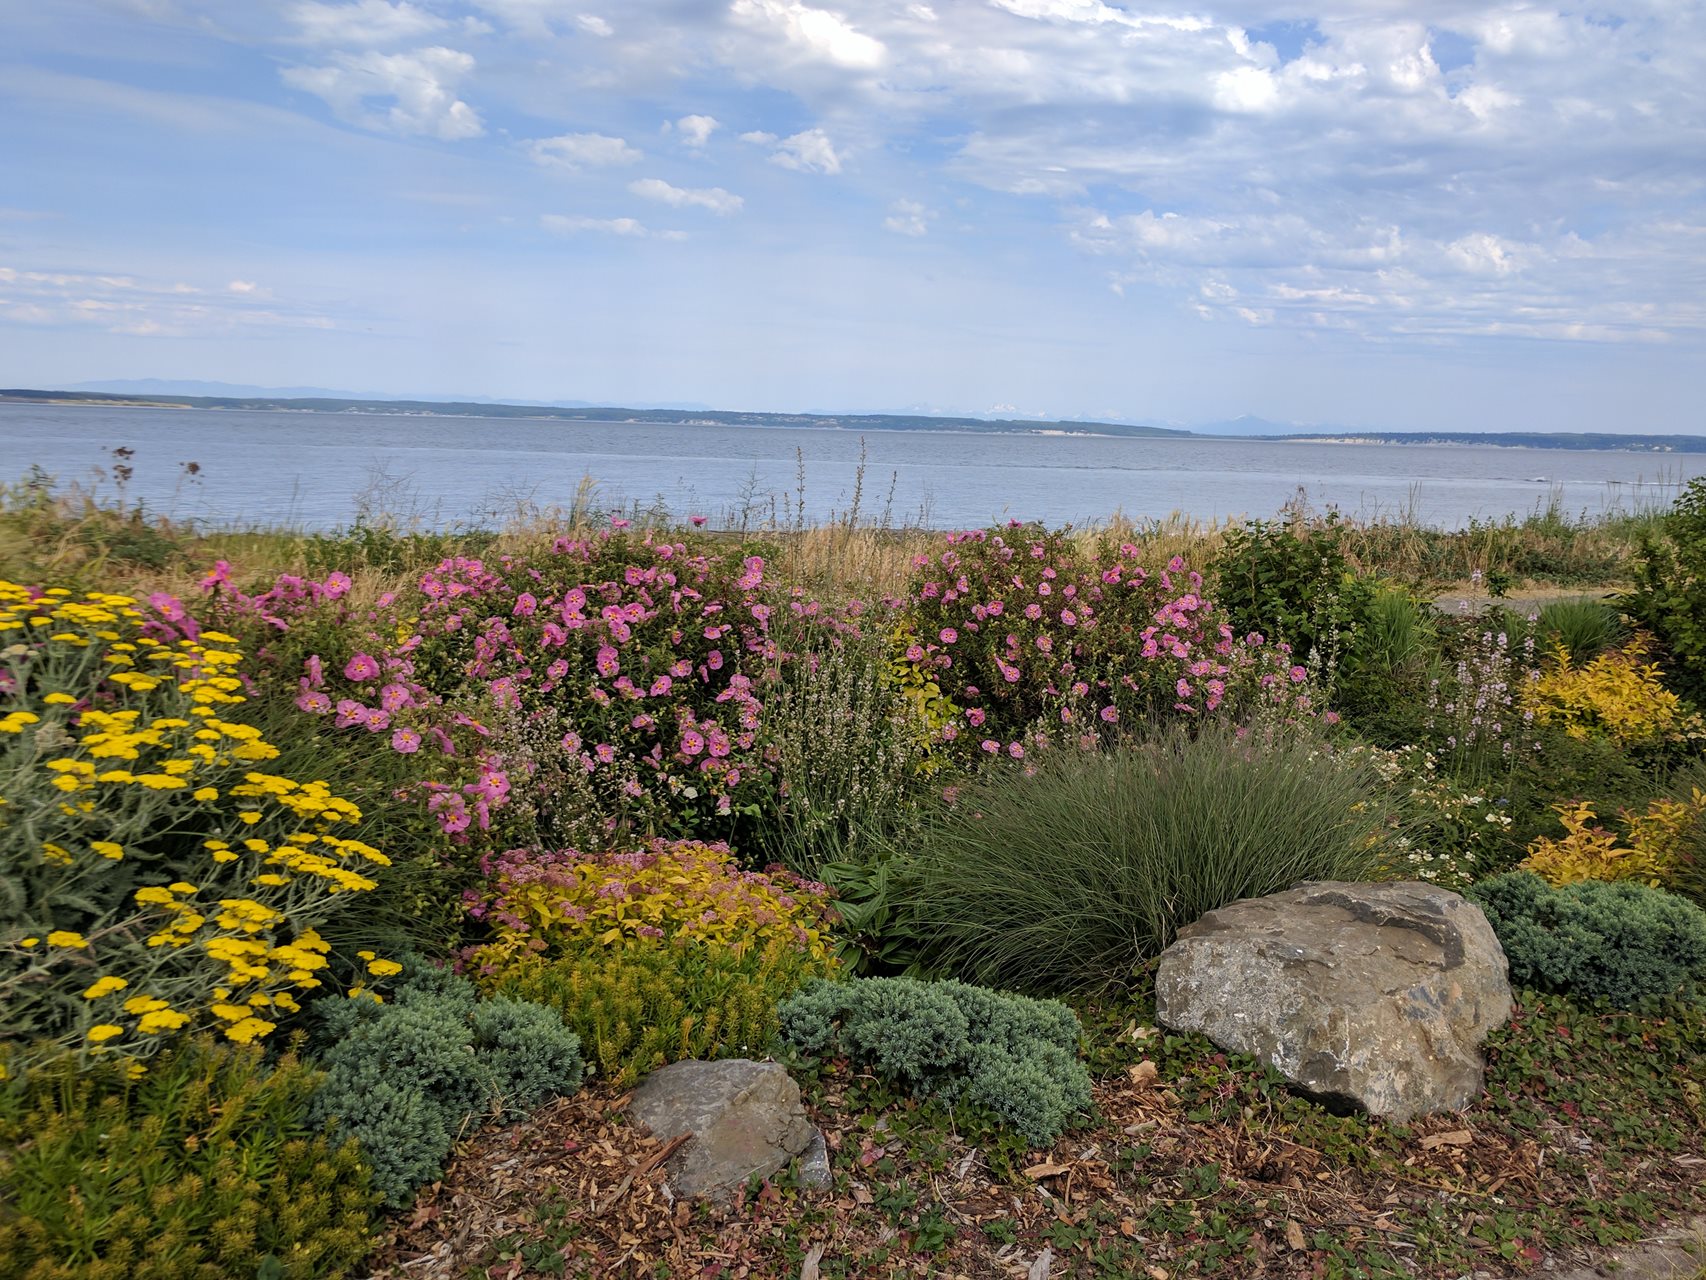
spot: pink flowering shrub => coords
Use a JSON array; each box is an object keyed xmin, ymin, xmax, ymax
[
  {"xmin": 894, "ymin": 523, "xmax": 1319, "ymax": 763},
  {"xmin": 204, "ymin": 531, "xmax": 821, "ymax": 852}
]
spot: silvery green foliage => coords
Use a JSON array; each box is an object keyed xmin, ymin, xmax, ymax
[
  {"xmin": 778, "ymin": 977, "xmax": 1090, "ymax": 1145},
  {"xmin": 310, "ymin": 965, "xmax": 583, "ymax": 1206},
  {"xmin": 1469, "ymin": 871, "xmax": 1706, "ymax": 1008}
]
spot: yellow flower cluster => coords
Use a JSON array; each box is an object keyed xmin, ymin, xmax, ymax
[
  {"xmin": 1524, "ymin": 636, "xmax": 1684, "ymax": 746},
  {"xmin": 2, "ymin": 580, "xmax": 393, "ymax": 1062},
  {"xmin": 1522, "ymin": 791, "xmax": 1706, "ymax": 887}
]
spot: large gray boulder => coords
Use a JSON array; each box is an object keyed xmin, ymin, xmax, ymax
[
  {"xmin": 1154, "ymin": 881, "xmax": 1513, "ymax": 1119},
  {"xmin": 627, "ymin": 1059, "xmax": 826, "ymax": 1201}
]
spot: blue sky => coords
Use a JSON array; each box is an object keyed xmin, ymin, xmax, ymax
[{"xmin": 1, "ymin": 0, "xmax": 1703, "ymax": 431}]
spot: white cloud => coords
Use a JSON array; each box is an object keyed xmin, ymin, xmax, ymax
[
  {"xmin": 527, "ymin": 132, "xmax": 642, "ymax": 170},
  {"xmin": 739, "ymin": 130, "xmax": 777, "ymax": 145},
  {"xmin": 541, "ymin": 214, "xmax": 687, "ymax": 240},
  {"xmin": 227, "ymin": 279, "xmax": 259, "ymax": 293},
  {"xmin": 280, "ymin": 46, "xmax": 483, "ymax": 139},
  {"xmin": 287, "ymin": 0, "xmax": 448, "ymax": 45},
  {"xmin": 729, "ymin": 0, "xmax": 885, "ymax": 70},
  {"xmin": 0, "ymin": 261, "xmax": 331, "ymax": 337},
  {"xmin": 576, "ymin": 14, "xmax": 612, "ymax": 37},
  {"xmin": 767, "ymin": 127, "xmax": 842, "ymax": 174},
  {"xmin": 674, "ymin": 113, "xmax": 718, "ymax": 148},
  {"xmin": 628, "ymin": 178, "xmax": 742, "ymax": 215},
  {"xmin": 883, "ymin": 199, "xmax": 930, "ymax": 235}
]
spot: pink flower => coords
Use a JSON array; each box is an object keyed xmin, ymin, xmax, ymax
[
  {"xmin": 324, "ymin": 571, "xmax": 352, "ymax": 599},
  {"xmin": 595, "ymin": 743, "xmax": 616, "ymax": 764},
  {"xmin": 364, "ymin": 707, "xmax": 392, "ymax": 732},
  {"xmin": 939, "ymin": 627, "xmax": 958, "ymax": 644},
  {"xmin": 967, "ymin": 707, "xmax": 986, "ymax": 727},
  {"xmin": 304, "ymin": 655, "xmax": 325, "ymax": 688},
  {"xmin": 1099, "ymin": 705, "xmax": 1119, "ymax": 724},
  {"xmin": 650, "ymin": 675, "xmax": 673, "ymax": 697},
  {"xmin": 1289, "ymin": 666, "xmax": 1307, "ymax": 684},
  {"xmin": 691, "ymin": 515, "xmax": 707, "ymax": 527},
  {"xmin": 513, "ymin": 592, "xmax": 538, "ymax": 617},
  {"xmin": 981, "ymin": 739, "xmax": 1000, "ymax": 754},
  {"xmin": 561, "ymin": 731, "xmax": 582, "ymax": 753},
  {"xmin": 296, "ymin": 690, "xmax": 331, "ymax": 714},
  {"xmin": 380, "ymin": 683, "xmax": 412, "ymax": 712},
  {"xmin": 344, "ymin": 653, "xmax": 380, "ymax": 682},
  {"xmin": 1324, "ymin": 710, "xmax": 1342, "ymax": 726},
  {"xmin": 1008, "ymin": 742, "xmax": 1024, "ymax": 758},
  {"xmin": 199, "ymin": 560, "xmax": 232, "ymax": 594},
  {"xmin": 391, "ymin": 728, "xmax": 422, "ymax": 753},
  {"xmin": 681, "ymin": 730, "xmax": 705, "ymax": 756},
  {"xmin": 596, "ymin": 645, "xmax": 620, "ymax": 678},
  {"xmin": 737, "ymin": 556, "xmax": 765, "ymax": 591}
]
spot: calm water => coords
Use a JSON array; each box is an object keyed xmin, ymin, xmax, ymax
[{"xmin": 0, "ymin": 403, "xmax": 1693, "ymax": 532}]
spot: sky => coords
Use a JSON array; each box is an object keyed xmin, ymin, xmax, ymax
[{"xmin": 1, "ymin": 0, "xmax": 1703, "ymax": 432}]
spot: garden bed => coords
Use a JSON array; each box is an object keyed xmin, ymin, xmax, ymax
[{"xmin": 367, "ymin": 989, "xmax": 1706, "ymax": 1280}]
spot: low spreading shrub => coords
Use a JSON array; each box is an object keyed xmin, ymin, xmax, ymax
[
  {"xmin": 0, "ymin": 1037, "xmax": 375, "ymax": 1280},
  {"xmin": 904, "ymin": 725, "xmax": 1405, "ymax": 992},
  {"xmin": 0, "ymin": 583, "xmax": 395, "ymax": 1066},
  {"xmin": 1467, "ymin": 871, "xmax": 1706, "ymax": 1007},
  {"xmin": 1210, "ymin": 511, "xmax": 1374, "ymax": 666},
  {"xmin": 777, "ymin": 976, "xmax": 1091, "ymax": 1146},
  {"xmin": 494, "ymin": 937, "xmax": 814, "ymax": 1087},
  {"xmin": 308, "ymin": 965, "xmax": 583, "ymax": 1206}
]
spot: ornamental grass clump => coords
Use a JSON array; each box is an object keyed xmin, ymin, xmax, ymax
[
  {"xmin": 906, "ymin": 724, "xmax": 1406, "ymax": 993},
  {"xmin": 777, "ymin": 977, "xmax": 1092, "ymax": 1146},
  {"xmin": 0, "ymin": 1037, "xmax": 375, "ymax": 1280},
  {"xmin": 0, "ymin": 582, "xmax": 397, "ymax": 1066},
  {"xmin": 1468, "ymin": 871, "xmax": 1706, "ymax": 1007},
  {"xmin": 308, "ymin": 964, "xmax": 583, "ymax": 1206}
]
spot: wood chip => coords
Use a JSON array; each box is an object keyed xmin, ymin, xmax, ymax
[
  {"xmin": 1419, "ymin": 1130, "xmax": 1475, "ymax": 1150},
  {"xmin": 1024, "ymin": 1162, "xmax": 1070, "ymax": 1180}
]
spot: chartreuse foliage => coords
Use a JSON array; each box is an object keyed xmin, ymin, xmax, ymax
[
  {"xmin": 1468, "ymin": 871, "xmax": 1706, "ymax": 1007},
  {"xmin": 0, "ymin": 582, "xmax": 395, "ymax": 1068},
  {"xmin": 778, "ymin": 977, "xmax": 1092, "ymax": 1146},
  {"xmin": 1521, "ymin": 793, "xmax": 1706, "ymax": 887},
  {"xmin": 496, "ymin": 937, "xmax": 814, "ymax": 1087},
  {"xmin": 1524, "ymin": 637, "xmax": 1688, "ymax": 747},
  {"xmin": 465, "ymin": 840, "xmax": 838, "ymax": 1086},
  {"xmin": 0, "ymin": 1037, "xmax": 375, "ymax": 1280},
  {"xmin": 308, "ymin": 965, "xmax": 583, "ymax": 1207}
]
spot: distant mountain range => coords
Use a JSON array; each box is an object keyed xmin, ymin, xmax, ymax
[{"xmin": 3, "ymin": 386, "xmax": 1702, "ymax": 452}]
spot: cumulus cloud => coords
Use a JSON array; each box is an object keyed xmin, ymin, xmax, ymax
[
  {"xmin": 280, "ymin": 46, "xmax": 483, "ymax": 139},
  {"xmin": 883, "ymin": 199, "xmax": 930, "ymax": 235},
  {"xmin": 673, "ymin": 113, "xmax": 718, "ymax": 148},
  {"xmin": 540, "ymin": 214, "xmax": 687, "ymax": 240},
  {"xmin": 764, "ymin": 127, "xmax": 842, "ymax": 174},
  {"xmin": 576, "ymin": 14, "xmax": 612, "ymax": 37},
  {"xmin": 527, "ymin": 132, "xmax": 642, "ymax": 170},
  {"xmin": 628, "ymin": 178, "xmax": 743, "ymax": 215},
  {"xmin": 287, "ymin": 0, "xmax": 449, "ymax": 46},
  {"xmin": 729, "ymin": 0, "xmax": 885, "ymax": 70}
]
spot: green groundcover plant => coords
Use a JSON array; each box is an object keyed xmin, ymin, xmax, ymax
[
  {"xmin": 0, "ymin": 1037, "xmax": 375, "ymax": 1280},
  {"xmin": 1468, "ymin": 871, "xmax": 1706, "ymax": 1007},
  {"xmin": 308, "ymin": 964, "xmax": 583, "ymax": 1207},
  {"xmin": 778, "ymin": 976, "xmax": 1092, "ymax": 1146},
  {"xmin": 903, "ymin": 723, "xmax": 1406, "ymax": 993}
]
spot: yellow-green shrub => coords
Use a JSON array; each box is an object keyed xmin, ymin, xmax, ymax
[
  {"xmin": 1521, "ymin": 792, "xmax": 1706, "ymax": 887},
  {"xmin": 460, "ymin": 838, "xmax": 838, "ymax": 974},
  {"xmin": 1524, "ymin": 636, "xmax": 1685, "ymax": 746},
  {"xmin": 0, "ymin": 582, "xmax": 396, "ymax": 1066},
  {"xmin": 493, "ymin": 937, "xmax": 820, "ymax": 1087},
  {"xmin": 0, "ymin": 1037, "xmax": 375, "ymax": 1280}
]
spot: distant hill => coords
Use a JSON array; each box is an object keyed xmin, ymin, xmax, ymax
[
  {"xmin": 1269, "ymin": 429, "xmax": 1706, "ymax": 453},
  {"xmin": 0, "ymin": 388, "xmax": 1189, "ymax": 438}
]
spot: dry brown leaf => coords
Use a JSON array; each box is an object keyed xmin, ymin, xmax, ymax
[
  {"xmin": 1285, "ymin": 1220, "xmax": 1307, "ymax": 1251},
  {"xmin": 799, "ymin": 1241, "xmax": 826, "ymax": 1280},
  {"xmin": 1419, "ymin": 1130, "xmax": 1475, "ymax": 1150},
  {"xmin": 1127, "ymin": 1061, "xmax": 1159, "ymax": 1088},
  {"xmin": 1024, "ymin": 1162, "xmax": 1070, "ymax": 1180}
]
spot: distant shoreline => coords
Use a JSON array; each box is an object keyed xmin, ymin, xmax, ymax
[{"xmin": 2, "ymin": 389, "xmax": 1702, "ymax": 454}]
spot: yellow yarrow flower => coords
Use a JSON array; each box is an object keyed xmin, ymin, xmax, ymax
[
  {"xmin": 82, "ymin": 976, "xmax": 129, "ymax": 999},
  {"xmin": 87, "ymin": 1025, "xmax": 125, "ymax": 1043},
  {"xmin": 46, "ymin": 931, "xmax": 89, "ymax": 949}
]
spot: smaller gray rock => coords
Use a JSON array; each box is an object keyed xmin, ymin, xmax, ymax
[
  {"xmin": 628, "ymin": 1059, "xmax": 820, "ymax": 1201},
  {"xmin": 796, "ymin": 1128, "xmax": 833, "ymax": 1191}
]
